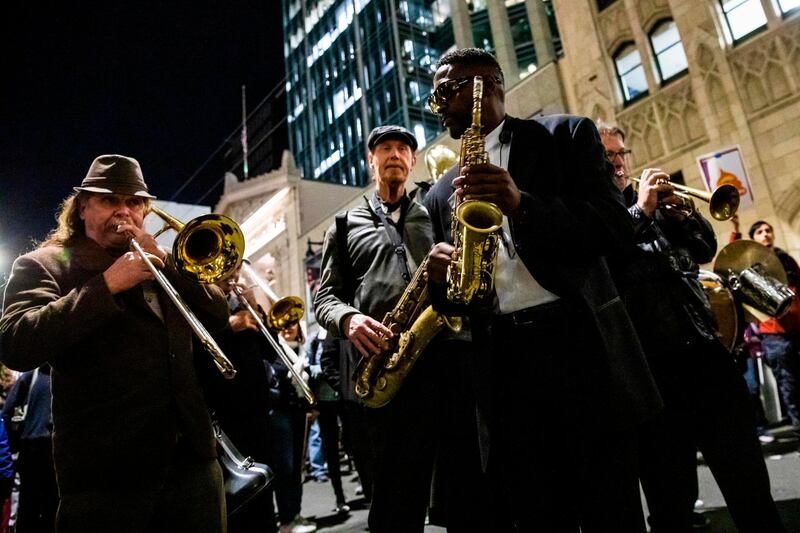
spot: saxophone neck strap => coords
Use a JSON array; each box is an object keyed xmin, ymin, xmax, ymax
[{"xmin": 369, "ymin": 192, "xmax": 412, "ymax": 283}]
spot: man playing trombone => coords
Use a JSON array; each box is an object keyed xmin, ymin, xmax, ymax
[
  {"xmin": 0, "ymin": 155, "xmax": 230, "ymax": 532},
  {"xmin": 599, "ymin": 125, "xmax": 784, "ymax": 532}
]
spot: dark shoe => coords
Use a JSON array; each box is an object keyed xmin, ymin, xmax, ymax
[
  {"xmin": 334, "ymin": 502, "xmax": 350, "ymax": 515},
  {"xmin": 692, "ymin": 511, "xmax": 710, "ymax": 529}
]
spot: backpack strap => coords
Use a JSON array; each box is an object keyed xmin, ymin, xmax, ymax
[{"xmin": 335, "ymin": 212, "xmax": 355, "ymax": 304}]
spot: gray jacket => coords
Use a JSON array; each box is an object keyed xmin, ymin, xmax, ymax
[{"xmin": 314, "ymin": 192, "xmax": 434, "ymax": 338}]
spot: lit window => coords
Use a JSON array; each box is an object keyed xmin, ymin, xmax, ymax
[
  {"xmin": 777, "ymin": 0, "xmax": 800, "ymax": 14},
  {"xmin": 649, "ymin": 20, "xmax": 688, "ymax": 82},
  {"xmin": 413, "ymin": 124, "xmax": 427, "ymax": 149},
  {"xmin": 409, "ymin": 80, "xmax": 421, "ymax": 102},
  {"xmin": 718, "ymin": 0, "xmax": 767, "ymax": 43},
  {"xmin": 614, "ymin": 44, "xmax": 649, "ymax": 103}
]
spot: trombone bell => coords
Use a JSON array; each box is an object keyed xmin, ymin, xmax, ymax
[
  {"xmin": 266, "ymin": 296, "xmax": 305, "ymax": 332},
  {"xmin": 148, "ymin": 205, "xmax": 245, "ymax": 284},
  {"xmin": 174, "ymin": 214, "xmax": 245, "ymax": 284}
]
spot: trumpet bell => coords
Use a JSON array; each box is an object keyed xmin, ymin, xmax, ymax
[
  {"xmin": 266, "ymin": 296, "xmax": 305, "ymax": 331},
  {"xmin": 708, "ymin": 184, "xmax": 740, "ymax": 221},
  {"xmin": 174, "ymin": 214, "xmax": 245, "ymax": 284}
]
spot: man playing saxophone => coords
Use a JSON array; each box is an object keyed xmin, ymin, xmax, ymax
[
  {"xmin": 0, "ymin": 155, "xmax": 229, "ymax": 532},
  {"xmin": 423, "ymin": 48, "xmax": 661, "ymax": 532},
  {"xmin": 314, "ymin": 125, "xmax": 483, "ymax": 532}
]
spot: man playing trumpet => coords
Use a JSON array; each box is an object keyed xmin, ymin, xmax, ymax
[
  {"xmin": 0, "ymin": 155, "xmax": 229, "ymax": 532},
  {"xmin": 599, "ymin": 125, "xmax": 784, "ymax": 532}
]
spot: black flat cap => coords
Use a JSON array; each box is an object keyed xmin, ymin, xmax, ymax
[{"xmin": 367, "ymin": 125, "xmax": 418, "ymax": 151}]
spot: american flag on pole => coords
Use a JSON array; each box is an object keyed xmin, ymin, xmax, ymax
[{"xmin": 241, "ymin": 85, "xmax": 249, "ymax": 180}]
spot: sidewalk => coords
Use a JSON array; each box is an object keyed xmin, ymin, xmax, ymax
[{"xmin": 297, "ymin": 428, "xmax": 800, "ymax": 532}]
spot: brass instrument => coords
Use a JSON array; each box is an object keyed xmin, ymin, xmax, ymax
[
  {"xmin": 424, "ymin": 144, "xmax": 458, "ymax": 183},
  {"xmin": 628, "ymin": 175, "xmax": 739, "ymax": 221},
  {"xmin": 352, "ymin": 78, "xmax": 499, "ymax": 407},
  {"xmin": 714, "ymin": 240, "xmax": 794, "ymax": 322},
  {"xmin": 354, "ymin": 256, "xmax": 462, "ymax": 408},
  {"xmin": 447, "ymin": 76, "xmax": 503, "ymax": 305},
  {"xmin": 130, "ymin": 206, "xmax": 246, "ymax": 379},
  {"xmin": 238, "ymin": 262, "xmax": 316, "ymax": 405}
]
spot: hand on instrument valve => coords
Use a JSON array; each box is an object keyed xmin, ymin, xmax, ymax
[
  {"xmin": 344, "ymin": 313, "xmax": 393, "ymax": 359},
  {"xmin": 229, "ymin": 309, "xmax": 259, "ymax": 332},
  {"xmin": 426, "ymin": 242, "xmax": 456, "ymax": 284},
  {"xmin": 103, "ymin": 251, "xmax": 165, "ymax": 295},
  {"xmin": 454, "ymin": 163, "xmax": 521, "ymax": 218},
  {"xmin": 636, "ymin": 168, "xmax": 674, "ymax": 217}
]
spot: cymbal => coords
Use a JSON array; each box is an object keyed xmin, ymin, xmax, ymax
[{"xmin": 713, "ymin": 240, "xmax": 787, "ymax": 284}]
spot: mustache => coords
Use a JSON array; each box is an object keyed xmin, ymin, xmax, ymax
[{"xmin": 107, "ymin": 216, "xmax": 133, "ymax": 230}]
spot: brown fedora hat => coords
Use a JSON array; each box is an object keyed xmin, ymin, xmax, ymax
[{"xmin": 74, "ymin": 154, "xmax": 157, "ymax": 198}]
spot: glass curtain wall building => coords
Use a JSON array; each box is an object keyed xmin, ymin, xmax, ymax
[{"xmin": 283, "ymin": 0, "xmax": 561, "ymax": 187}]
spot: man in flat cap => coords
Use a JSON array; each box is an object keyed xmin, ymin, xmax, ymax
[
  {"xmin": 313, "ymin": 127, "xmax": 487, "ymax": 532},
  {"xmin": 0, "ymin": 155, "xmax": 230, "ymax": 532}
]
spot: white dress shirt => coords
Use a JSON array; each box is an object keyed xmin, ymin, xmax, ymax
[{"xmin": 482, "ymin": 121, "xmax": 559, "ymax": 314}]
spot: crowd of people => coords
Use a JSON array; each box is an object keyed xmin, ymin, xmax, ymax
[{"xmin": 0, "ymin": 46, "xmax": 798, "ymax": 533}]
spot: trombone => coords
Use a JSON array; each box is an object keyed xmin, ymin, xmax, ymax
[
  {"xmin": 127, "ymin": 205, "xmax": 246, "ymax": 379},
  {"xmin": 627, "ymin": 175, "xmax": 739, "ymax": 221},
  {"xmin": 237, "ymin": 262, "xmax": 316, "ymax": 405}
]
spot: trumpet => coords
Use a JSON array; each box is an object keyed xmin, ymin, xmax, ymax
[
  {"xmin": 238, "ymin": 262, "xmax": 316, "ymax": 405},
  {"xmin": 127, "ymin": 205, "xmax": 246, "ymax": 379},
  {"xmin": 627, "ymin": 175, "xmax": 739, "ymax": 221}
]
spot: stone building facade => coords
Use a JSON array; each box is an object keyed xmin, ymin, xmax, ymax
[{"xmin": 552, "ymin": 0, "xmax": 800, "ymax": 256}]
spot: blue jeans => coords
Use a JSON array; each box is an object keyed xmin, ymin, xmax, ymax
[
  {"xmin": 307, "ymin": 419, "xmax": 327, "ymax": 479},
  {"xmin": 743, "ymin": 357, "xmax": 769, "ymax": 433},
  {"xmin": 761, "ymin": 333, "xmax": 800, "ymax": 427},
  {"xmin": 268, "ymin": 407, "xmax": 307, "ymax": 525}
]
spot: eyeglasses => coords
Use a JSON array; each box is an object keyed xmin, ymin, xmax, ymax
[
  {"xmin": 427, "ymin": 77, "xmax": 472, "ymax": 115},
  {"xmin": 604, "ymin": 149, "xmax": 632, "ymax": 161}
]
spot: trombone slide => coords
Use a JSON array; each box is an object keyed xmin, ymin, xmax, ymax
[
  {"xmin": 129, "ymin": 237, "xmax": 237, "ymax": 378},
  {"xmin": 234, "ymin": 286, "xmax": 316, "ymax": 405}
]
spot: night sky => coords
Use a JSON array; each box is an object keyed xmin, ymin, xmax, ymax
[{"xmin": 1, "ymin": 2, "xmax": 285, "ymax": 276}]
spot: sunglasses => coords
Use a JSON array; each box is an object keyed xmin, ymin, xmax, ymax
[{"xmin": 427, "ymin": 75, "xmax": 501, "ymax": 115}]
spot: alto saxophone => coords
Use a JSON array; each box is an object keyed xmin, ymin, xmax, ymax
[
  {"xmin": 354, "ymin": 257, "xmax": 462, "ymax": 408},
  {"xmin": 447, "ymin": 76, "xmax": 503, "ymax": 305}
]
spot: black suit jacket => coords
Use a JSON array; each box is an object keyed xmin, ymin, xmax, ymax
[{"xmin": 425, "ymin": 115, "xmax": 661, "ymax": 451}]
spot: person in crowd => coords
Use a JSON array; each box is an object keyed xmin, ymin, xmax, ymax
[
  {"xmin": 0, "ymin": 417, "xmax": 13, "ymax": 533},
  {"xmin": 600, "ymin": 124, "xmax": 784, "ymax": 532},
  {"xmin": 198, "ymin": 261, "xmax": 278, "ymax": 533},
  {"xmin": 0, "ymin": 366, "xmax": 16, "ymax": 410},
  {"xmin": 318, "ymin": 325, "xmax": 375, "ymax": 506},
  {"xmin": 2, "ymin": 365, "xmax": 56, "ymax": 532},
  {"xmin": 423, "ymin": 48, "xmax": 661, "ymax": 532},
  {"xmin": 305, "ymin": 417, "xmax": 327, "ymax": 483},
  {"xmin": 734, "ymin": 219, "xmax": 800, "ymax": 431},
  {"xmin": 268, "ymin": 323, "xmax": 316, "ymax": 533},
  {"xmin": 0, "ymin": 155, "xmax": 229, "ymax": 532},
  {"xmin": 305, "ymin": 328, "xmax": 350, "ymax": 515},
  {"xmin": 315, "ymin": 124, "xmax": 488, "ymax": 532},
  {"xmin": 736, "ymin": 322, "xmax": 775, "ymax": 442}
]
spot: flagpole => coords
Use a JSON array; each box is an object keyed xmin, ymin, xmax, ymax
[{"xmin": 241, "ymin": 84, "xmax": 249, "ymax": 180}]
